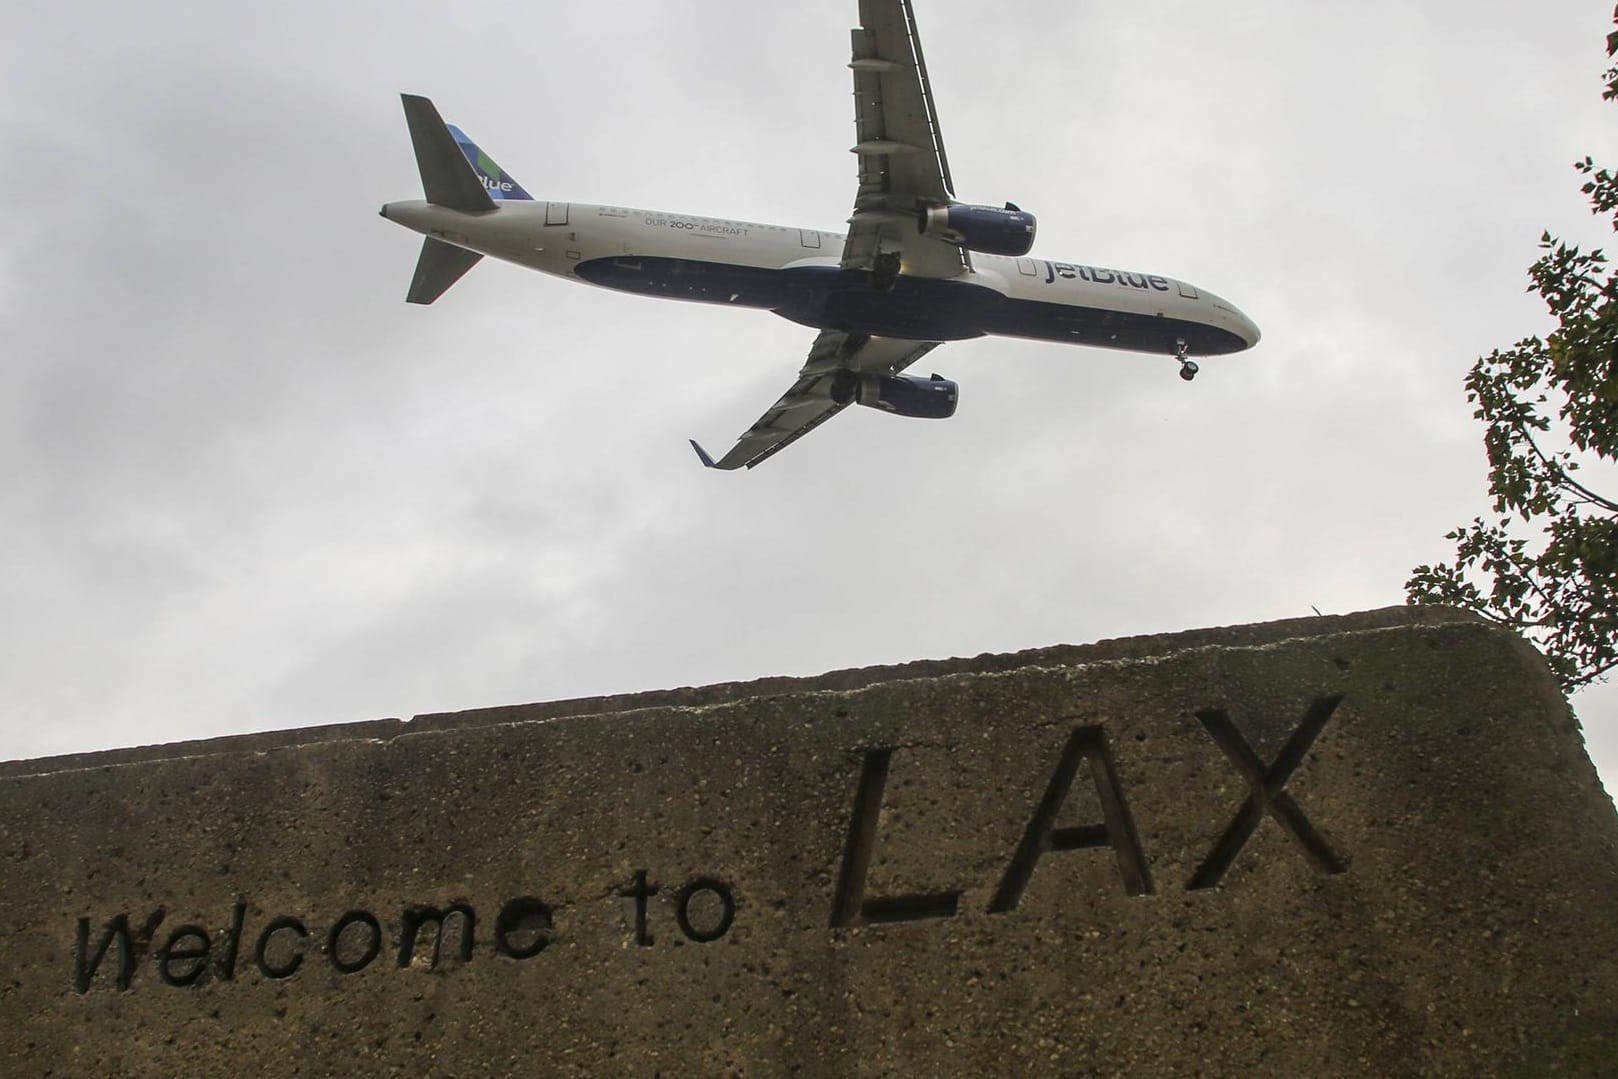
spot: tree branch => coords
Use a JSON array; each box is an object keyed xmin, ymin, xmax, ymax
[
  {"xmin": 1573, "ymin": 655, "xmax": 1618, "ymax": 685},
  {"xmin": 1512, "ymin": 415, "xmax": 1618, "ymax": 513}
]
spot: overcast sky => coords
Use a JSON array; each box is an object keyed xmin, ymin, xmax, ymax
[{"xmin": 3, "ymin": 0, "xmax": 1614, "ymax": 800}]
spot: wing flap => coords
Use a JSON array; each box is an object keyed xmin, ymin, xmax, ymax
[
  {"xmin": 841, "ymin": 0, "xmax": 967, "ymax": 279},
  {"xmin": 849, "ymin": 2, "xmax": 952, "ymax": 203}
]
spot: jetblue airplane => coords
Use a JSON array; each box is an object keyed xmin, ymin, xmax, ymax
[{"xmin": 380, "ymin": 0, "xmax": 1260, "ymax": 470}]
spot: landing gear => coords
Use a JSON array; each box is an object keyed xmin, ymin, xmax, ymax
[
  {"xmin": 872, "ymin": 251, "xmax": 901, "ymax": 294},
  {"xmin": 1174, "ymin": 338, "xmax": 1199, "ymax": 382}
]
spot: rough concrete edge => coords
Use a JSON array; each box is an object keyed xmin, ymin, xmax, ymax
[
  {"xmin": 3, "ymin": 618, "xmax": 1503, "ymax": 784},
  {"xmin": 0, "ymin": 605, "xmax": 1484, "ymax": 778}
]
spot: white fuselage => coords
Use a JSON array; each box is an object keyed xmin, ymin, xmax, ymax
[{"xmin": 380, "ymin": 198, "xmax": 1260, "ymax": 355}]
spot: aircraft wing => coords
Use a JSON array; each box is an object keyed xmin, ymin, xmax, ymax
[
  {"xmin": 690, "ymin": 330, "xmax": 942, "ymax": 470},
  {"xmin": 842, "ymin": 0, "xmax": 968, "ymax": 280}
]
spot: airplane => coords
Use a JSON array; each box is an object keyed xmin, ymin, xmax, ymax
[{"xmin": 379, "ymin": 0, "xmax": 1260, "ymax": 470}]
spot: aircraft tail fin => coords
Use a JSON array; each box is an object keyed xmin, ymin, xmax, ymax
[
  {"xmin": 407, "ymin": 237, "xmax": 483, "ymax": 305},
  {"xmin": 446, "ymin": 123, "xmax": 534, "ymax": 201},
  {"xmin": 395, "ymin": 93, "xmax": 530, "ymax": 302},
  {"xmin": 400, "ymin": 93, "xmax": 497, "ymax": 213}
]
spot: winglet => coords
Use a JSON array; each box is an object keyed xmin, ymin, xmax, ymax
[{"xmin": 688, "ymin": 439, "xmax": 718, "ymax": 469}]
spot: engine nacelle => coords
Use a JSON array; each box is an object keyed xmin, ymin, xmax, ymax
[
  {"xmin": 918, "ymin": 202, "xmax": 1037, "ymax": 257},
  {"xmin": 831, "ymin": 371, "xmax": 959, "ymax": 419}
]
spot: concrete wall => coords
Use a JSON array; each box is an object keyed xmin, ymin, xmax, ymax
[{"xmin": 2, "ymin": 608, "xmax": 1616, "ymax": 1076}]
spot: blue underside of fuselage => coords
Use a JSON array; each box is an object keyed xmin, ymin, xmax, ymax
[{"xmin": 574, "ymin": 255, "xmax": 1246, "ymax": 356}]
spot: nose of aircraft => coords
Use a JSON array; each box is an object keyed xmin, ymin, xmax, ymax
[
  {"xmin": 1233, "ymin": 307, "xmax": 1262, "ymax": 349},
  {"xmin": 1204, "ymin": 291, "xmax": 1262, "ymax": 351}
]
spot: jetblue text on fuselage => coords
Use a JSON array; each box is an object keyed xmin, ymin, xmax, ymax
[{"xmin": 1044, "ymin": 261, "xmax": 1171, "ymax": 290}]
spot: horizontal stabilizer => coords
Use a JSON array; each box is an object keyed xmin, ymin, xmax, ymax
[
  {"xmin": 407, "ymin": 237, "xmax": 482, "ymax": 305},
  {"xmin": 400, "ymin": 94, "xmax": 496, "ymax": 213}
]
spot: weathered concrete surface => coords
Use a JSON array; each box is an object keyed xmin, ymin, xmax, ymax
[{"xmin": 2, "ymin": 607, "xmax": 1616, "ymax": 1077}]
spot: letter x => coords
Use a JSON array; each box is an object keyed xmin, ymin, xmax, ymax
[{"xmin": 1187, "ymin": 695, "xmax": 1347, "ymax": 890}]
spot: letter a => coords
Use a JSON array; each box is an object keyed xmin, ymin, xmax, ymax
[{"xmin": 989, "ymin": 727, "xmax": 1152, "ymax": 913}]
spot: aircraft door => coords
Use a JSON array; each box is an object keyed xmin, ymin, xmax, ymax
[{"xmin": 545, "ymin": 202, "xmax": 569, "ymax": 226}]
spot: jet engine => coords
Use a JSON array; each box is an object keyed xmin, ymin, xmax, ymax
[
  {"xmin": 917, "ymin": 202, "xmax": 1037, "ymax": 257},
  {"xmin": 830, "ymin": 372, "xmax": 959, "ymax": 419}
]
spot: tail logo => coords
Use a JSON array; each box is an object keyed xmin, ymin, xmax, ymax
[{"xmin": 445, "ymin": 122, "xmax": 534, "ymax": 202}]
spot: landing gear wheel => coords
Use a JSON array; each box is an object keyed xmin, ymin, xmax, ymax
[{"xmin": 1173, "ymin": 338, "xmax": 1198, "ymax": 382}]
